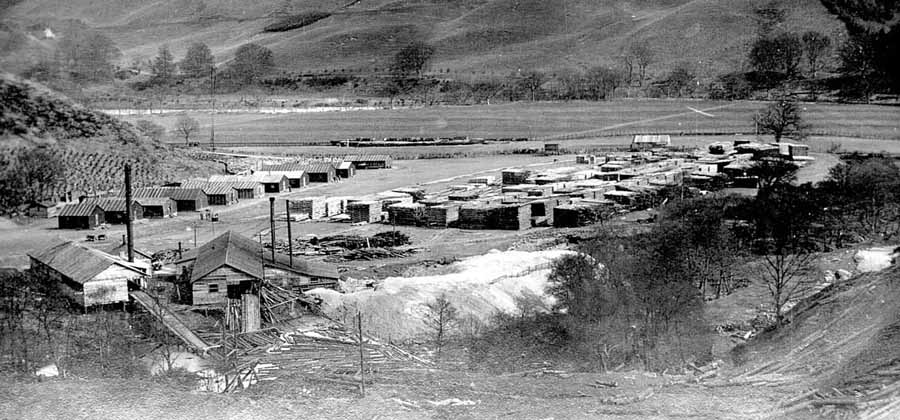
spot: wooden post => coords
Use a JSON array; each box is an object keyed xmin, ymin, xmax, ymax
[
  {"xmin": 357, "ymin": 310, "xmax": 366, "ymax": 397},
  {"xmin": 269, "ymin": 197, "xmax": 276, "ymax": 263},
  {"xmin": 124, "ymin": 163, "xmax": 134, "ymax": 262},
  {"xmin": 285, "ymin": 200, "xmax": 293, "ymax": 267}
]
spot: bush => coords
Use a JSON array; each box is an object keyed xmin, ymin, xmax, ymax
[{"xmin": 263, "ymin": 12, "xmax": 331, "ymax": 32}]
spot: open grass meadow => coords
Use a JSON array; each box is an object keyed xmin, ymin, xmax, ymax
[{"xmin": 130, "ymin": 100, "xmax": 900, "ymax": 148}]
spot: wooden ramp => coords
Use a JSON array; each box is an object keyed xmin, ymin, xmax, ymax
[{"xmin": 130, "ymin": 291, "xmax": 212, "ymax": 353}]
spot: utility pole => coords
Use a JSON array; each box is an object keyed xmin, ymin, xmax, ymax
[
  {"xmin": 285, "ymin": 200, "xmax": 293, "ymax": 267},
  {"xmin": 124, "ymin": 163, "xmax": 135, "ymax": 262},
  {"xmin": 357, "ymin": 310, "xmax": 366, "ymax": 397},
  {"xmin": 269, "ymin": 197, "xmax": 276, "ymax": 262},
  {"xmin": 210, "ymin": 66, "xmax": 216, "ymax": 151}
]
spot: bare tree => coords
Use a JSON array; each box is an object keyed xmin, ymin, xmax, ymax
[
  {"xmin": 173, "ymin": 115, "xmax": 200, "ymax": 145},
  {"xmin": 754, "ymin": 96, "xmax": 808, "ymax": 142},
  {"xmin": 629, "ymin": 41, "xmax": 654, "ymax": 86},
  {"xmin": 423, "ymin": 294, "xmax": 457, "ymax": 359},
  {"xmin": 520, "ymin": 71, "xmax": 545, "ymax": 101},
  {"xmin": 801, "ymin": 31, "xmax": 831, "ymax": 78}
]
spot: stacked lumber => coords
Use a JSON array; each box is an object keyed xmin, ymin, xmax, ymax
[
  {"xmin": 448, "ymin": 190, "xmax": 480, "ymax": 201},
  {"xmin": 347, "ymin": 201, "xmax": 381, "ymax": 223},
  {"xmin": 424, "ymin": 204, "xmax": 459, "ymax": 227},
  {"xmin": 502, "ymin": 169, "xmax": 531, "ymax": 185},
  {"xmin": 554, "ymin": 203, "xmax": 614, "ymax": 227},
  {"xmin": 494, "ymin": 203, "xmax": 531, "ymax": 230},
  {"xmin": 387, "ymin": 203, "xmax": 425, "ymax": 226},
  {"xmin": 325, "ymin": 197, "xmax": 348, "ymax": 216},
  {"xmin": 458, "ymin": 203, "xmax": 493, "ymax": 230},
  {"xmin": 291, "ymin": 197, "xmax": 326, "ymax": 220},
  {"xmin": 339, "ymin": 247, "xmax": 418, "ymax": 261}
]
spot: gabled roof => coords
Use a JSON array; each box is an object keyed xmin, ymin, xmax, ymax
[
  {"xmin": 190, "ymin": 231, "xmax": 265, "ymax": 283},
  {"xmin": 258, "ymin": 170, "xmax": 307, "ymax": 179},
  {"xmin": 264, "ymin": 162, "xmax": 334, "ymax": 173},
  {"xmin": 58, "ymin": 202, "xmax": 102, "ymax": 217},
  {"xmin": 260, "ymin": 163, "xmax": 306, "ymax": 172},
  {"xmin": 133, "ymin": 187, "xmax": 206, "ymax": 201},
  {"xmin": 337, "ymin": 161, "xmax": 354, "ymax": 170},
  {"xmin": 28, "ymin": 241, "xmax": 146, "ymax": 284},
  {"xmin": 345, "ymin": 154, "xmax": 392, "ymax": 162},
  {"xmin": 134, "ymin": 197, "xmax": 175, "ymax": 206},
  {"xmin": 632, "ymin": 135, "xmax": 671, "ymax": 144},
  {"xmin": 82, "ymin": 198, "xmax": 136, "ymax": 212}
]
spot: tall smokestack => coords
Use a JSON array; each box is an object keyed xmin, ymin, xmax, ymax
[
  {"xmin": 285, "ymin": 200, "xmax": 293, "ymax": 267},
  {"xmin": 124, "ymin": 163, "xmax": 134, "ymax": 263},
  {"xmin": 269, "ymin": 197, "xmax": 276, "ymax": 263}
]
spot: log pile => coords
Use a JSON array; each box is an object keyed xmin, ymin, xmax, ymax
[{"xmin": 337, "ymin": 247, "xmax": 418, "ymax": 261}]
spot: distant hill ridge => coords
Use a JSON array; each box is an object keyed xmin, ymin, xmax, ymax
[{"xmin": 1, "ymin": 0, "xmax": 844, "ymax": 80}]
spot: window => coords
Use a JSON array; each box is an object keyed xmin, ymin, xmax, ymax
[{"xmin": 208, "ymin": 283, "xmax": 219, "ymax": 293}]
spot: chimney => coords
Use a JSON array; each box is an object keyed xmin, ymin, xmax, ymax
[{"xmin": 124, "ymin": 163, "xmax": 134, "ymax": 263}]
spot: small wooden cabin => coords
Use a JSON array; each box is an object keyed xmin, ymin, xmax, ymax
[
  {"xmin": 300, "ymin": 163, "xmax": 337, "ymax": 183},
  {"xmin": 58, "ymin": 203, "xmax": 105, "ymax": 229},
  {"xmin": 336, "ymin": 161, "xmax": 356, "ymax": 179},
  {"xmin": 345, "ymin": 154, "xmax": 392, "ymax": 169},
  {"xmin": 134, "ymin": 188, "xmax": 208, "ymax": 212},
  {"xmin": 29, "ymin": 242, "xmax": 147, "ymax": 307},
  {"xmin": 28, "ymin": 201, "xmax": 59, "ymax": 218}
]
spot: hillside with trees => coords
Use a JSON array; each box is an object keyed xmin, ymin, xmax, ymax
[{"xmin": 0, "ymin": 74, "xmax": 219, "ymax": 215}]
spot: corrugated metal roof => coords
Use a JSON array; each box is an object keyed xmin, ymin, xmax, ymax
[
  {"xmin": 632, "ymin": 135, "xmax": 671, "ymax": 144},
  {"xmin": 58, "ymin": 202, "xmax": 101, "ymax": 217},
  {"xmin": 260, "ymin": 163, "xmax": 306, "ymax": 172},
  {"xmin": 134, "ymin": 187, "xmax": 205, "ymax": 201},
  {"xmin": 345, "ymin": 154, "xmax": 392, "ymax": 162},
  {"xmin": 82, "ymin": 198, "xmax": 134, "ymax": 212},
  {"xmin": 134, "ymin": 197, "xmax": 175, "ymax": 206},
  {"xmin": 258, "ymin": 170, "xmax": 306, "ymax": 179},
  {"xmin": 28, "ymin": 241, "xmax": 145, "ymax": 284},
  {"xmin": 190, "ymin": 231, "xmax": 265, "ymax": 282},
  {"xmin": 179, "ymin": 181, "xmax": 235, "ymax": 195},
  {"xmin": 337, "ymin": 161, "xmax": 353, "ymax": 170}
]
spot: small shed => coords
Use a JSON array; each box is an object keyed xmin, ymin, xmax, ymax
[
  {"xmin": 27, "ymin": 201, "xmax": 59, "ymax": 218},
  {"xmin": 544, "ymin": 143, "xmax": 560, "ymax": 154},
  {"xmin": 631, "ymin": 135, "xmax": 671, "ymax": 150},
  {"xmin": 266, "ymin": 171, "xmax": 309, "ymax": 188},
  {"xmin": 336, "ymin": 161, "xmax": 356, "ymax": 179},
  {"xmin": 29, "ymin": 241, "xmax": 147, "ymax": 307},
  {"xmin": 82, "ymin": 198, "xmax": 143, "ymax": 224},
  {"xmin": 58, "ymin": 202, "xmax": 105, "ymax": 229},
  {"xmin": 135, "ymin": 197, "xmax": 177, "ymax": 218}
]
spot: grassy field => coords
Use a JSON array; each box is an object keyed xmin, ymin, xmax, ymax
[{"xmin": 127, "ymin": 100, "xmax": 900, "ymax": 147}]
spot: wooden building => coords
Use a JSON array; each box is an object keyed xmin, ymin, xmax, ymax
[
  {"xmin": 27, "ymin": 201, "xmax": 59, "ymax": 218},
  {"xmin": 134, "ymin": 187, "xmax": 208, "ymax": 212},
  {"xmin": 135, "ymin": 197, "xmax": 177, "ymax": 218},
  {"xmin": 631, "ymin": 135, "xmax": 671, "ymax": 150},
  {"xmin": 300, "ymin": 163, "xmax": 337, "ymax": 183},
  {"xmin": 336, "ymin": 161, "xmax": 356, "ymax": 179},
  {"xmin": 205, "ymin": 177, "xmax": 267, "ymax": 199},
  {"xmin": 58, "ymin": 202, "xmax": 104, "ymax": 229},
  {"xmin": 344, "ymin": 154, "xmax": 392, "ymax": 169},
  {"xmin": 82, "ymin": 198, "xmax": 143, "ymax": 224},
  {"xmin": 29, "ymin": 242, "xmax": 148, "ymax": 307},
  {"xmin": 178, "ymin": 231, "xmax": 339, "ymax": 306}
]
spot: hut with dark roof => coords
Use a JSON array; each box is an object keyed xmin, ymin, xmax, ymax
[
  {"xmin": 81, "ymin": 198, "xmax": 143, "ymax": 224},
  {"xmin": 135, "ymin": 197, "xmax": 177, "ymax": 218},
  {"xmin": 133, "ymin": 187, "xmax": 208, "ymax": 212},
  {"xmin": 344, "ymin": 154, "xmax": 392, "ymax": 169},
  {"xmin": 29, "ymin": 242, "xmax": 148, "ymax": 307},
  {"xmin": 58, "ymin": 202, "xmax": 105, "ymax": 229}
]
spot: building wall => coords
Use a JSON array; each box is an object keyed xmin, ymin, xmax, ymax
[{"xmin": 192, "ymin": 266, "xmax": 257, "ymax": 306}]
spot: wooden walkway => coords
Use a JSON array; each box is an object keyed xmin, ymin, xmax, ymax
[{"xmin": 130, "ymin": 291, "xmax": 213, "ymax": 353}]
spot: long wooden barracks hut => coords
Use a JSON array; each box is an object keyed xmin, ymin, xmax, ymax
[
  {"xmin": 58, "ymin": 202, "xmax": 105, "ymax": 229},
  {"xmin": 81, "ymin": 198, "xmax": 143, "ymax": 224},
  {"xmin": 135, "ymin": 197, "xmax": 177, "ymax": 218},
  {"xmin": 253, "ymin": 166, "xmax": 310, "ymax": 189},
  {"xmin": 345, "ymin": 154, "xmax": 392, "ymax": 170},
  {"xmin": 134, "ymin": 187, "xmax": 208, "ymax": 212},
  {"xmin": 29, "ymin": 241, "xmax": 148, "ymax": 308},
  {"xmin": 300, "ymin": 163, "xmax": 337, "ymax": 183}
]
